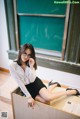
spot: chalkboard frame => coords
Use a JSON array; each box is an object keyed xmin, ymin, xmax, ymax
[
  {"xmin": 5, "ymin": 0, "xmax": 80, "ymax": 74},
  {"xmin": 13, "ymin": 0, "xmax": 70, "ymax": 60}
]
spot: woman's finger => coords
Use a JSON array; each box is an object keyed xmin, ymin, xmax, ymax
[
  {"xmin": 32, "ymin": 102, "xmax": 34, "ymax": 109},
  {"xmin": 28, "ymin": 103, "xmax": 33, "ymax": 108}
]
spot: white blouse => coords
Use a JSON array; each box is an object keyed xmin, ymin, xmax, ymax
[{"xmin": 9, "ymin": 61, "xmax": 36, "ymax": 98}]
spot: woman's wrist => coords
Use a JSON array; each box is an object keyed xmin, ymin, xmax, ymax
[
  {"xmin": 30, "ymin": 65, "xmax": 34, "ymax": 69},
  {"xmin": 29, "ymin": 58, "xmax": 35, "ymax": 68}
]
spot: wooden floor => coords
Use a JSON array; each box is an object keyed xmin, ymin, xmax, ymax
[{"xmin": 0, "ymin": 70, "xmax": 14, "ymax": 119}]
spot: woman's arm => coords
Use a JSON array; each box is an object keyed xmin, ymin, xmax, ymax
[
  {"xmin": 10, "ymin": 63, "xmax": 36, "ymax": 108},
  {"xmin": 28, "ymin": 58, "xmax": 36, "ymax": 82},
  {"xmin": 9, "ymin": 64, "xmax": 31, "ymax": 98}
]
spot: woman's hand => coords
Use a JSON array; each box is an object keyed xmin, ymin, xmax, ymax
[
  {"xmin": 27, "ymin": 97, "xmax": 35, "ymax": 108},
  {"xmin": 29, "ymin": 58, "xmax": 35, "ymax": 68}
]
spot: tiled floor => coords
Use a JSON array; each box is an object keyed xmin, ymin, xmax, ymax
[
  {"xmin": 0, "ymin": 70, "xmax": 10, "ymax": 86},
  {"xmin": 0, "ymin": 100, "xmax": 13, "ymax": 119},
  {"xmin": 0, "ymin": 70, "xmax": 14, "ymax": 119}
]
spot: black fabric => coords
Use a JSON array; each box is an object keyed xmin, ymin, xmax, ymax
[{"xmin": 25, "ymin": 77, "xmax": 47, "ymax": 99}]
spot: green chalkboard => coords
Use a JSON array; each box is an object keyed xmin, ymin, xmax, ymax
[
  {"xmin": 17, "ymin": 0, "xmax": 66, "ymax": 15},
  {"xmin": 18, "ymin": 16, "xmax": 65, "ymax": 51},
  {"xmin": 17, "ymin": 0, "xmax": 67, "ymax": 52}
]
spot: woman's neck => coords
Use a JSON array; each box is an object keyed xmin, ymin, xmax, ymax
[
  {"xmin": 21, "ymin": 62, "xmax": 27, "ymax": 71},
  {"xmin": 21, "ymin": 62, "xmax": 26, "ymax": 65}
]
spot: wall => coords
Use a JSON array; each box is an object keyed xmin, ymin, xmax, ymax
[{"xmin": 0, "ymin": 0, "xmax": 9, "ymax": 69}]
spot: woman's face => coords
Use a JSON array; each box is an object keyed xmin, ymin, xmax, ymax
[{"xmin": 21, "ymin": 48, "xmax": 31, "ymax": 62}]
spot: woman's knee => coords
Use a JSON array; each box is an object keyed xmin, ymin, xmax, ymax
[
  {"xmin": 43, "ymin": 95, "xmax": 52, "ymax": 102},
  {"xmin": 35, "ymin": 95, "xmax": 47, "ymax": 103}
]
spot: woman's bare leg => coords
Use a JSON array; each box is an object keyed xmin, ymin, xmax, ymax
[
  {"xmin": 39, "ymin": 87, "xmax": 78, "ymax": 102},
  {"xmin": 43, "ymin": 80, "xmax": 61, "ymax": 93},
  {"xmin": 35, "ymin": 95, "xmax": 49, "ymax": 104},
  {"xmin": 47, "ymin": 84, "xmax": 57, "ymax": 93}
]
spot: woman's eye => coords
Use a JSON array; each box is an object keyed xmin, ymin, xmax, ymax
[{"xmin": 28, "ymin": 54, "xmax": 31, "ymax": 57}]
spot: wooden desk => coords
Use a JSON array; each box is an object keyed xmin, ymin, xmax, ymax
[{"xmin": 11, "ymin": 86, "xmax": 80, "ymax": 119}]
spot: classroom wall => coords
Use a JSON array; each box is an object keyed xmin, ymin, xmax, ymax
[
  {"xmin": 0, "ymin": 0, "xmax": 9, "ymax": 69},
  {"xmin": 0, "ymin": 0, "xmax": 80, "ymax": 89}
]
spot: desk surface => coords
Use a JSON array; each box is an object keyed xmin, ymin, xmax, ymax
[{"xmin": 49, "ymin": 87, "xmax": 80, "ymax": 117}]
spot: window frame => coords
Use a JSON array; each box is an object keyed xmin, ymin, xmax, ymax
[{"xmin": 13, "ymin": 0, "xmax": 70, "ymax": 60}]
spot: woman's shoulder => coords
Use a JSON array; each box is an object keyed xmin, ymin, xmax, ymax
[{"xmin": 9, "ymin": 60, "xmax": 18, "ymax": 69}]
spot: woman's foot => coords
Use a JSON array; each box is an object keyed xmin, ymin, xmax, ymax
[
  {"xmin": 66, "ymin": 88, "xmax": 80, "ymax": 96},
  {"xmin": 48, "ymin": 80, "xmax": 61, "ymax": 87}
]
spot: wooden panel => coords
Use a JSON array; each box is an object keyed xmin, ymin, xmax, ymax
[{"xmin": 0, "ymin": 67, "xmax": 10, "ymax": 73}]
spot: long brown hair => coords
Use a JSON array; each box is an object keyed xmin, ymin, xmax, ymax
[{"xmin": 15, "ymin": 44, "xmax": 37, "ymax": 70}]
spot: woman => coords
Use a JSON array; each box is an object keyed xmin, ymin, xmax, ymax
[{"xmin": 10, "ymin": 43, "xmax": 80, "ymax": 108}]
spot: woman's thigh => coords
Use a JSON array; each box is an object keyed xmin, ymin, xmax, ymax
[
  {"xmin": 39, "ymin": 87, "xmax": 52, "ymax": 101},
  {"xmin": 35, "ymin": 94, "xmax": 48, "ymax": 103}
]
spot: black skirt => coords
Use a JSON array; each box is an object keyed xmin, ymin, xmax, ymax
[{"xmin": 25, "ymin": 77, "xmax": 47, "ymax": 99}]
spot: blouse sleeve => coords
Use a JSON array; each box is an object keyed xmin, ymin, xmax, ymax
[
  {"xmin": 28, "ymin": 68, "xmax": 36, "ymax": 83},
  {"xmin": 9, "ymin": 63, "xmax": 31, "ymax": 98}
]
